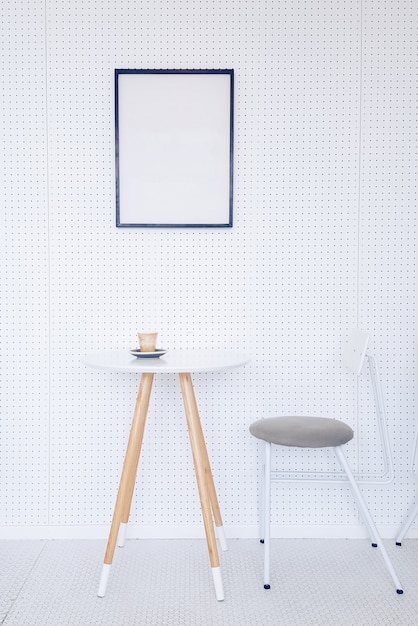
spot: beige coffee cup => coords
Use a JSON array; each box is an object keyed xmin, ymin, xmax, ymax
[{"xmin": 138, "ymin": 332, "xmax": 158, "ymax": 352}]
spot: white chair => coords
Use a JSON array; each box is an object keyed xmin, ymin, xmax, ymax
[
  {"xmin": 249, "ymin": 329, "xmax": 403, "ymax": 594},
  {"xmin": 395, "ymin": 430, "xmax": 418, "ymax": 545}
]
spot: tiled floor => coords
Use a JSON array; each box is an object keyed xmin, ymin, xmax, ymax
[{"xmin": 1, "ymin": 538, "xmax": 417, "ymax": 625}]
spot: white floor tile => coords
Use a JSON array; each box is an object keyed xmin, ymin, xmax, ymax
[
  {"xmin": 1, "ymin": 539, "xmax": 417, "ymax": 625},
  {"xmin": 0, "ymin": 541, "xmax": 45, "ymax": 624}
]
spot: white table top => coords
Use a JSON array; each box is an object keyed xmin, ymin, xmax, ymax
[{"xmin": 83, "ymin": 349, "xmax": 250, "ymax": 374}]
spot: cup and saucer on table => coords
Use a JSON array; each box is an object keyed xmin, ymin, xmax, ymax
[{"xmin": 130, "ymin": 332, "xmax": 167, "ymax": 359}]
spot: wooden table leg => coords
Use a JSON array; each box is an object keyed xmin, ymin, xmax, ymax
[
  {"xmin": 97, "ymin": 372, "xmax": 154, "ymax": 597},
  {"xmin": 178, "ymin": 372, "xmax": 225, "ymax": 601}
]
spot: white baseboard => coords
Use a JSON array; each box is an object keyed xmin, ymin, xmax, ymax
[{"xmin": 0, "ymin": 523, "xmax": 414, "ymax": 541}]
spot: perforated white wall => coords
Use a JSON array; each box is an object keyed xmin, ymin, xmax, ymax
[
  {"xmin": 0, "ymin": 0, "xmax": 49, "ymax": 525},
  {"xmin": 1, "ymin": 0, "xmax": 417, "ymax": 538}
]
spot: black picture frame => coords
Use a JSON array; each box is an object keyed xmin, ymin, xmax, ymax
[{"xmin": 115, "ymin": 69, "xmax": 234, "ymax": 228}]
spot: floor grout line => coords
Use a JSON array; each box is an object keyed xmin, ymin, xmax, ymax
[
  {"xmin": 0, "ymin": 540, "xmax": 49, "ymax": 625},
  {"xmin": 1, "ymin": 539, "xmax": 418, "ymax": 625}
]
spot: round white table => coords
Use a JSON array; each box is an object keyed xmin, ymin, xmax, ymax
[{"xmin": 84, "ymin": 349, "xmax": 250, "ymax": 601}]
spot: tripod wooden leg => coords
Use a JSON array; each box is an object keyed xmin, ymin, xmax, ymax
[
  {"xmin": 98, "ymin": 372, "xmax": 154, "ymax": 597},
  {"xmin": 179, "ymin": 372, "xmax": 225, "ymax": 601},
  {"xmin": 193, "ymin": 406, "xmax": 228, "ymax": 551}
]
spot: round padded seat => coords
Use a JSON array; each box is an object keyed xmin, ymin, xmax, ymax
[{"xmin": 249, "ymin": 416, "xmax": 354, "ymax": 448}]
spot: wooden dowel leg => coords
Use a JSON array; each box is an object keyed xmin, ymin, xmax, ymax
[
  {"xmin": 196, "ymin": 438, "xmax": 228, "ymax": 552},
  {"xmin": 177, "ymin": 374, "xmax": 224, "ymax": 524},
  {"xmin": 119, "ymin": 373, "xmax": 154, "ymax": 527},
  {"xmin": 200, "ymin": 435, "xmax": 225, "ymax": 529},
  {"xmin": 179, "ymin": 373, "xmax": 225, "ymax": 600},
  {"xmin": 177, "ymin": 375, "xmax": 226, "ymax": 549},
  {"xmin": 98, "ymin": 372, "xmax": 154, "ymax": 597}
]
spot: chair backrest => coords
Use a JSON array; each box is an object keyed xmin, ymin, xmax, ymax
[
  {"xmin": 266, "ymin": 328, "xmax": 393, "ymax": 483},
  {"xmin": 343, "ymin": 329, "xmax": 369, "ymax": 376}
]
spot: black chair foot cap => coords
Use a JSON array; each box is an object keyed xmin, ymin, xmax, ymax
[
  {"xmin": 260, "ymin": 539, "xmax": 264, "ymax": 544},
  {"xmin": 371, "ymin": 543, "xmax": 377, "ymax": 548},
  {"xmin": 396, "ymin": 589, "xmax": 404, "ymax": 595},
  {"xmin": 264, "ymin": 584, "xmax": 270, "ymax": 590},
  {"xmin": 396, "ymin": 542, "xmax": 402, "ymax": 546}
]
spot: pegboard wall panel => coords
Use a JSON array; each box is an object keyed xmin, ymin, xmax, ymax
[
  {"xmin": 1, "ymin": 0, "xmax": 417, "ymax": 537},
  {"xmin": 357, "ymin": 0, "xmax": 418, "ymax": 523},
  {"xmin": 0, "ymin": 0, "xmax": 49, "ymax": 525}
]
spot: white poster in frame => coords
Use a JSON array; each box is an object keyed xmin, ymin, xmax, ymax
[{"xmin": 115, "ymin": 69, "xmax": 234, "ymax": 227}]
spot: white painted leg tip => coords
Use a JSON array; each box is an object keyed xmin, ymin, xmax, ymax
[
  {"xmin": 117, "ymin": 522, "xmax": 127, "ymax": 548},
  {"xmin": 217, "ymin": 525, "xmax": 228, "ymax": 551},
  {"xmin": 97, "ymin": 564, "xmax": 111, "ymax": 597},
  {"xmin": 212, "ymin": 566, "xmax": 224, "ymax": 601}
]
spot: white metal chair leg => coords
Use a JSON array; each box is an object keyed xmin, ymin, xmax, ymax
[
  {"xmin": 396, "ymin": 431, "xmax": 418, "ymax": 545},
  {"xmin": 334, "ymin": 446, "xmax": 403, "ymax": 594},
  {"xmin": 367, "ymin": 354, "xmax": 394, "ymax": 483},
  {"xmin": 333, "ymin": 446, "xmax": 379, "ymax": 545},
  {"xmin": 396, "ymin": 498, "xmax": 418, "ymax": 545},
  {"xmin": 259, "ymin": 444, "xmax": 266, "ymax": 542},
  {"xmin": 263, "ymin": 441, "xmax": 271, "ymax": 589}
]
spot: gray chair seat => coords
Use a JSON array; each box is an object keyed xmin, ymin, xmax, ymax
[
  {"xmin": 248, "ymin": 330, "xmax": 403, "ymax": 594},
  {"xmin": 249, "ymin": 416, "xmax": 354, "ymax": 448}
]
